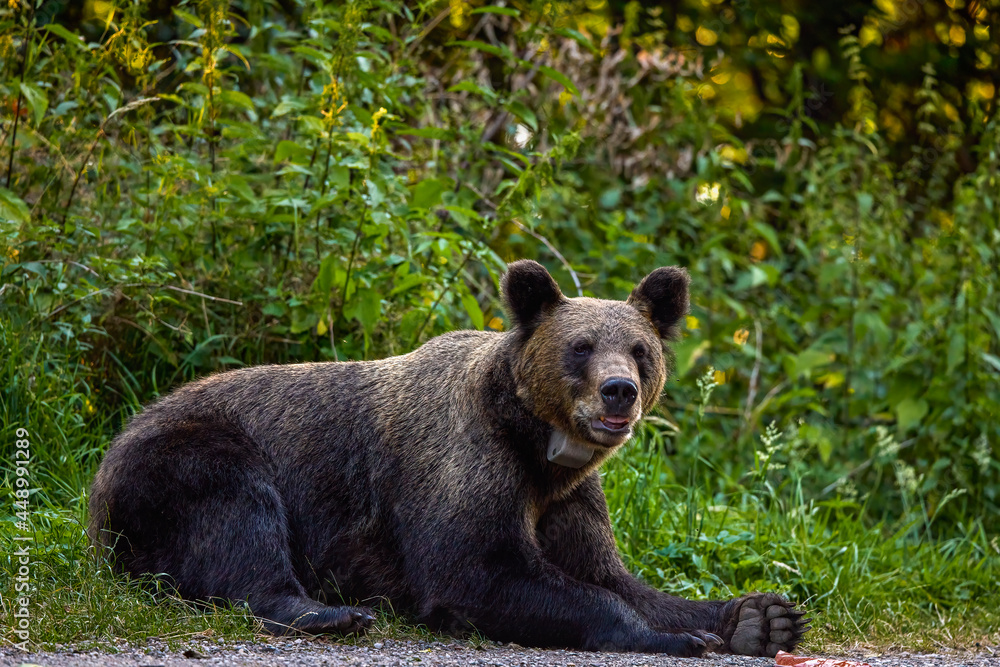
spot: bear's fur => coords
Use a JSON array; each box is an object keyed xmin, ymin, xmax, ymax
[{"xmin": 89, "ymin": 260, "xmax": 808, "ymax": 656}]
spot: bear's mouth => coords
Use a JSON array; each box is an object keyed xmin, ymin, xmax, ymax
[{"xmin": 592, "ymin": 416, "xmax": 630, "ymax": 433}]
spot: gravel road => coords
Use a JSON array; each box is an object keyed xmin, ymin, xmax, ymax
[{"xmin": 3, "ymin": 638, "xmax": 997, "ymax": 667}]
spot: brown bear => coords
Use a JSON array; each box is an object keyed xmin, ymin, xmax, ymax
[{"xmin": 89, "ymin": 260, "xmax": 808, "ymax": 657}]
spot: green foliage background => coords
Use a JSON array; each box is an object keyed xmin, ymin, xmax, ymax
[{"xmin": 0, "ymin": 0, "xmax": 998, "ymax": 651}]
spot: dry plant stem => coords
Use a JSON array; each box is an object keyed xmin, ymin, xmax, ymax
[
  {"xmin": 62, "ymin": 98, "xmax": 160, "ymax": 232},
  {"xmin": 842, "ymin": 196, "xmax": 863, "ymax": 448},
  {"xmin": 737, "ymin": 318, "xmax": 764, "ymax": 442},
  {"xmin": 309, "ymin": 55, "xmax": 346, "ymax": 252},
  {"xmin": 411, "ymin": 245, "xmax": 476, "ymax": 347},
  {"xmin": 335, "ymin": 195, "xmax": 369, "ymax": 328},
  {"xmin": 404, "ymin": 6, "xmax": 451, "ymax": 57},
  {"xmin": 962, "ymin": 239, "xmax": 971, "ymax": 404},
  {"xmin": 6, "ymin": 16, "xmax": 31, "ymax": 190},
  {"xmin": 820, "ymin": 438, "xmax": 916, "ymax": 496},
  {"xmin": 208, "ymin": 80, "xmax": 219, "ymax": 259},
  {"xmin": 163, "ymin": 284, "xmax": 242, "ymax": 305},
  {"xmin": 63, "ymin": 130, "xmax": 106, "ymax": 233},
  {"xmin": 29, "ymin": 259, "xmax": 100, "ymax": 277},
  {"xmin": 313, "ymin": 128, "xmax": 336, "ymax": 248},
  {"xmin": 511, "ymin": 219, "xmax": 582, "ymax": 296},
  {"xmin": 283, "ymin": 59, "xmax": 308, "ymax": 143},
  {"xmin": 749, "ymin": 380, "xmax": 789, "ymax": 424},
  {"xmin": 45, "ymin": 283, "xmax": 241, "ymax": 321}
]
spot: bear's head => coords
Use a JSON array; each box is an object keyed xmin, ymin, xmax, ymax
[{"xmin": 502, "ymin": 260, "xmax": 689, "ymax": 457}]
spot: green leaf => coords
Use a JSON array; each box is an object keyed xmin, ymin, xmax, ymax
[
  {"xmin": 410, "ymin": 178, "xmax": 448, "ymax": 210},
  {"xmin": 0, "ymin": 188, "xmax": 30, "ymax": 224},
  {"xmin": 673, "ymin": 338, "xmax": 710, "ymax": 378},
  {"xmin": 344, "ymin": 288, "xmax": 381, "ymax": 336},
  {"xmin": 290, "ymin": 45, "xmax": 329, "ymax": 68},
  {"xmin": 471, "ymin": 6, "xmax": 520, "ymax": 16},
  {"xmin": 448, "ymin": 40, "xmax": 512, "ymax": 61},
  {"xmin": 273, "ymin": 140, "xmax": 311, "ymax": 164},
  {"xmin": 397, "ymin": 126, "xmax": 455, "ymax": 140},
  {"xmin": 315, "ymin": 253, "xmax": 338, "ymax": 296},
  {"xmin": 261, "ymin": 303, "xmax": 286, "ymax": 317},
  {"xmin": 172, "ymin": 8, "xmax": 204, "ymax": 28},
  {"xmin": 446, "ymin": 81, "xmax": 497, "ymax": 102},
  {"xmin": 506, "ymin": 100, "xmax": 537, "ymax": 131},
  {"xmin": 442, "ymin": 206, "xmax": 481, "ymax": 228},
  {"xmin": 895, "ymin": 397, "xmax": 928, "ymax": 432},
  {"xmin": 224, "ymin": 175, "xmax": 255, "ymax": 202},
  {"xmin": 538, "ymin": 65, "xmax": 580, "ymax": 96},
  {"xmin": 328, "ymin": 166, "xmax": 350, "ymax": 191},
  {"xmin": 733, "ymin": 265, "xmax": 773, "ymax": 291},
  {"xmin": 947, "ymin": 333, "xmax": 965, "ymax": 373},
  {"xmin": 982, "ymin": 352, "xmax": 1000, "ymax": 373},
  {"xmin": 856, "ymin": 192, "xmax": 874, "ymax": 216},
  {"xmin": 462, "ymin": 293, "xmax": 484, "ymax": 330},
  {"xmin": 19, "ymin": 83, "xmax": 48, "ymax": 127},
  {"xmin": 750, "ymin": 221, "xmax": 782, "ymax": 256},
  {"xmin": 218, "ymin": 90, "xmax": 255, "ymax": 112},
  {"xmin": 273, "ymin": 97, "xmax": 307, "ymax": 117},
  {"xmin": 44, "ymin": 23, "xmax": 87, "ymax": 50},
  {"xmin": 390, "ymin": 272, "xmax": 428, "ymax": 296},
  {"xmin": 290, "ymin": 309, "xmax": 318, "ymax": 335},
  {"xmin": 554, "ymin": 27, "xmax": 598, "ymax": 53},
  {"xmin": 791, "ymin": 349, "xmax": 833, "ymax": 379},
  {"xmin": 367, "ymin": 178, "xmax": 384, "ymax": 209}
]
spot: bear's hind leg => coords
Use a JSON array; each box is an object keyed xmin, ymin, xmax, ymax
[{"xmin": 90, "ymin": 424, "xmax": 373, "ymax": 635}]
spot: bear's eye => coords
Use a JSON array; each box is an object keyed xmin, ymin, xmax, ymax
[
  {"xmin": 572, "ymin": 342, "xmax": 592, "ymax": 357},
  {"xmin": 633, "ymin": 344, "xmax": 647, "ymax": 359}
]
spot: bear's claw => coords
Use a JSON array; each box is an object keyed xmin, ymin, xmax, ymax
[
  {"xmin": 276, "ymin": 604, "xmax": 376, "ymax": 636},
  {"xmin": 722, "ymin": 593, "xmax": 809, "ymax": 657}
]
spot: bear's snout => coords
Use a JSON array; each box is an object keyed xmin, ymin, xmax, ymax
[{"xmin": 599, "ymin": 377, "xmax": 638, "ymax": 413}]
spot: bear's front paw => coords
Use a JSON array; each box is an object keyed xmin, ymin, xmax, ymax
[
  {"xmin": 286, "ymin": 605, "xmax": 376, "ymax": 636},
  {"xmin": 722, "ymin": 592, "xmax": 809, "ymax": 657}
]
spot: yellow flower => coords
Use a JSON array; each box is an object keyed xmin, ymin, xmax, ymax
[
  {"xmin": 686, "ymin": 315, "xmax": 700, "ymax": 330},
  {"xmin": 487, "ymin": 316, "xmax": 504, "ymax": 331},
  {"xmin": 369, "ymin": 107, "xmax": 388, "ymax": 154},
  {"xmin": 321, "ymin": 78, "xmax": 348, "ymax": 130},
  {"xmin": 695, "ymin": 182, "xmax": 720, "ymax": 204},
  {"xmin": 750, "ymin": 240, "xmax": 768, "ymax": 262},
  {"xmin": 449, "ymin": 0, "xmax": 468, "ymax": 29},
  {"xmin": 734, "ymin": 328, "xmax": 750, "ymax": 345}
]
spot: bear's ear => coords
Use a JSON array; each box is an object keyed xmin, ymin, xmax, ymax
[
  {"xmin": 501, "ymin": 260, "xmax": 564, "ymax": 332},
  {"xmin": 626, "ymin": 267, "xmax": 690, "ymax": 341}
]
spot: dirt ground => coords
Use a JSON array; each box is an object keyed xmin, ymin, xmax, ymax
[{"xmin": 3, "ymin": 638, "xmax": 998, "ymax": 667}]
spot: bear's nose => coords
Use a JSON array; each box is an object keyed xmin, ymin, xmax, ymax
[{"xmin": 599, "ymin": 377, "xmax": 638, "ymax": 412}]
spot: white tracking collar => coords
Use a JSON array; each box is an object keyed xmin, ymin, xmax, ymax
[{"xmin": 547, "ymin": 429, "xmax": 595, "ymax": 468}]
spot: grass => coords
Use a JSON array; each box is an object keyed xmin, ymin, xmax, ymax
[
  {"xmin": 603, "ymin": 421, "xmax": 1000, "ymax": 654},
  {"xmin": 2, "ymin": 324, "xmax": 998, "ymax": 654}
]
